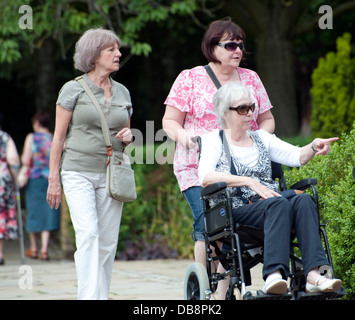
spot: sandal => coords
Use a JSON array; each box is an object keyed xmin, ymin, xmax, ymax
[
  {"xmin": 306, "ymin": 276, "xmax": 342, "ymax": 293},
  {"xmin": 25, "ymin": 249, "xmax": 38, "ymax": 259},
  {"xmin": 40, "ymin": 251, "xmax": 50, "ymax": 261}
]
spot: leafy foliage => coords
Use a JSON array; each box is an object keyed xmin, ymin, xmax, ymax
[
  {"xmin": 284, "ymin": 123, "xmax": 355, "ymax": 299},
  {"xmin": 0, "ymin": 0, "xmax": 202, "ymax": 65},
  {"xmin": 310, "ymin": 33, "xmax": 355, "ymax": 138},
  {"xmin": 118, "ymin": 144, "xmax": 194, "ymax": 259}
]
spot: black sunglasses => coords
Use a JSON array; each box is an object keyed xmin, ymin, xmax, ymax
[
  {"xmin": 217, "ymin": 42, "xmax": 245, "ymax": 52},
  {"xmin": 229, "ymin": 103, "xmax": 255, "ymax": 115}
]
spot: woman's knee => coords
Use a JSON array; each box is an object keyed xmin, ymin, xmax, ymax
[
  {"xmin": 266, "ymin": 196, "xmax": 290, "ymax": 210},
  {"xmin": 265, "ymin": 196, "xmax": 293, "ymax": 223}
]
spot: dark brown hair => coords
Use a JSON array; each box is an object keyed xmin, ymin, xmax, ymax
[
  {"xmin": 201, "ymin": 17, "xmax": 246, "ymax": 64},
  {"xmin": 32, "ymin": 111, "xmax": 50, "ymax": 129}
]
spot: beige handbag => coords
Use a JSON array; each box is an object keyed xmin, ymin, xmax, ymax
[{"xmin": 76, "ymin": 76, "xmax": 137, "ymax": 202}]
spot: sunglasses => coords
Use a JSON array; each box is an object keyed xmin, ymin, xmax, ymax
[
  {"xmin": 217, "ymin": 42, "xmax": 245, "ymax": 52},
  {"xmin": 229, "ymin": 103, "xmax": 255, "ymax": 115}
]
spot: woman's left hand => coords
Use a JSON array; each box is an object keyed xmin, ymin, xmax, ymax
[
  {"xmin": 116, "ymin": 127, "xmax": 133, "ymax": 145},
  {"xmin": 312, "ymin": 137, "xmax": 339, "ymax": 156}
]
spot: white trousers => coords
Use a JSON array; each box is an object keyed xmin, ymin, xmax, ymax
[{"xmin": 61, "ymin": 170, "xmax": 123, "ymax": 300}]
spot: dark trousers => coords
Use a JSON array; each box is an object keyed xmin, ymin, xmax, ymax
[{"xmin": 232, "ymin": 194, "xmax": 329, "ymax": 280}]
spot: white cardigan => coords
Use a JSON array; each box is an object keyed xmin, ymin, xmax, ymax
[{"xmin": 198, "ymin": 129, "xmax": 301, "ymax": 185}]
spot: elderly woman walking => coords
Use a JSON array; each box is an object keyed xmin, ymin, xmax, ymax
[
  {"xmin": 198, "ymin": 82, "xmax": 342, "ymax": 297},
  {"xmin": 47, "ymin": 28, "xmax": 133, "ymax": 300}
]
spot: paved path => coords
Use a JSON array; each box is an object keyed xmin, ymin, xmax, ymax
[{"xmin": 0, "ymin": 240, "xmax": 263, "ymax": 300}]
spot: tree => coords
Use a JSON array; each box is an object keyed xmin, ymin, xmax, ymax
[
  {"xmin": 214, "ymin": 0, "xmax": 355, "ymax": 136},
  {"xmin": 1, "ymin": 0, "xmax": 355, "ymax": 137},
  {"xmin": 0, "ymin": 0, "xmax": 202, "ymax": 130}
]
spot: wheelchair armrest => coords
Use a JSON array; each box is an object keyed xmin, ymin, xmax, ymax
[
  {"xmin": 201, "ymin": 182, "xmax": 227, "ymax": 198},
  {"xmin": 290, "ymin": 178, "xmax": 317, "ymax": 191}
]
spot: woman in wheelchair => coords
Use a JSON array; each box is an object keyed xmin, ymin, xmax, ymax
[{"xmin": 198, "ymin": 81, "xmax": 342, "ymax": 297}]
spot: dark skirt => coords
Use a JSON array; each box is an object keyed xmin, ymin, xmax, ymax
[{"xmin": 25, "ymin": 177, "xmax": 60, "ymax": 232}]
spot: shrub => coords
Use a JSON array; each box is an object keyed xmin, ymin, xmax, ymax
[
  {"xmin": 284, "ymin": 123, "xmax": 355, "ymax": 299},
  {"xmin": 310, "ymin": 33, "xmax": 355, "ymax": 138},
  {"xmin": 118, "ymin": 144, "xmax": 194, "ymax": 259}
]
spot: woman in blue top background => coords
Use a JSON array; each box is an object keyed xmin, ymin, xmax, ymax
[{"xmin": 20, "ymin": 111, "xmax": 60, "ymax": 261}]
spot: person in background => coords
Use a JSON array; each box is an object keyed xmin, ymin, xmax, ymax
[
  {"xmin": 0, "ymin": 113, "xmax": 20, "ymax": 265},
  {"xmin": 47, "ymin": 28, "xmax": 133, "ymax": 300},
  {"xmin": 162, "ymin": 17, "xmax": 275, "ymax": 265},
  {"xmin": 20, "ymin": 111, "xmax": 60, "ymax": 261}
]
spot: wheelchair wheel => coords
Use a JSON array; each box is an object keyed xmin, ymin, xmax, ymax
[{"xmin": 184, "ymin": 262, "xmax": 210, "ymax": 300}]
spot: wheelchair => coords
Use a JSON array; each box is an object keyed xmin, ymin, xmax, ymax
[{"xmin": 184, "ymin": 160, "xmax": 346, "ymax": 300}]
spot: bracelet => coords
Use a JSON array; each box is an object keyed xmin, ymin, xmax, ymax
[{"xmin": 311, "ymin": 144, "xmax": 318, "ymax": 153}]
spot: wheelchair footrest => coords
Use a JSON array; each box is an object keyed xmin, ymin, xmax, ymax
[
  {"xmin": 243, "ymin": 290, "xmax": 292, "ymax": 300},
  {"xmin": 295, "ymin": 286, "xmax": 346, "ymax": 300}
]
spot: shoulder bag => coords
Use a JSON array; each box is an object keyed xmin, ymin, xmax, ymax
[{"xmin": 76, "ymin": 76, "xmax": 137, "ymax": 202}]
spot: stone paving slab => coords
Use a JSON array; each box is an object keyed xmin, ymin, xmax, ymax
[{"xmin": 0, "ymin": 240, "xmax": 263, "ymax": 300}]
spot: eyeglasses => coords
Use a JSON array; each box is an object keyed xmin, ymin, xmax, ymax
[
  {"xmin": 229, "ymin": 103, "xmax": 255, "ymax": 115},
  {"xmin": 217, "ymin": 42, "xmax": 245, "ymax": 52}
]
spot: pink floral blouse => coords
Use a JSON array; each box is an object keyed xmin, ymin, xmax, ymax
[{"xmin": 164, "ymin": 66, "xmax": 273, "ymax": 192}]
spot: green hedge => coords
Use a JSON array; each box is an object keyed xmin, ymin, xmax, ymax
[
  {"xmin": 118, "ymin": 144, "xmax": 194, "ymax": 259},
  {"xmin": 284, "ymin": 123, "xmax": 355, "ymax": 299},
  {"xmin": 310, "ymin": 33, "xmax": 355, "ymax": 138}
]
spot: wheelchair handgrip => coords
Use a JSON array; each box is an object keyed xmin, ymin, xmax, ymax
[
  {"xmin": 201, "ymin": 182, "xmax": 227, "ymax": 198},
  {"xmin": 290, "ymin": 178, "xmax": 317, "ymax": 191}
]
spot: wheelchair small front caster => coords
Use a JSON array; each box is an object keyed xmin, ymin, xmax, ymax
[{"xmin": 243, "ymin": 291, "xmax": 254, "ymax": 300}]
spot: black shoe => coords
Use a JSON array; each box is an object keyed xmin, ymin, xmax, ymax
[{"xmin": 0, "ymin": 258, "xmax": 5, "ymax": 265}]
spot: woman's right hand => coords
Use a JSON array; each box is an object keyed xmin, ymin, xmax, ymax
[
  {"xmin": 247, "ymin": 178, "xmax": 281, "ymax": 199},
  {"xmin": 47, "ymin": 178, "xmax": 62, "ymax": 210}
]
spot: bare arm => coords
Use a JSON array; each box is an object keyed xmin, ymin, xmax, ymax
[
  {"xmin": 21, "ymin": 133, "xmax": 33, "ymax": 166},
  {"xmin": 257, "ymin": 110, "xmax": 275, "ymax": 134},
  {"xmin": 202, "ymin": 171, "xmax": 281, "ymax": 199},
  {"xmin": 6, "ymin": 137, "xmax": 20, "ymax": 179},
  {"xmin": 47, "ymin": 105, "xmax": 73, "ymax": 209},
  {"xmin": 299, "ymin": 137, "xmax": 339, "ymax": 166},
  {"xmin": 162, "ymin": 105, "xmax": 196, "ymax": 149},
  {"xmin": 6, "ymin": 137, "xmax": 20, "ymax": 168}
]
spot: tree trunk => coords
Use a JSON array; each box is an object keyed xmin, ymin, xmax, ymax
[
  {"xmin": 35, "ymin": 38, "xmax": 56, "ymax": 131},
  {"xmin": 216, "ymin": 0, "xmax": 304, "ymax": 137},
  {"xmin": 255, "ymin": 34, "xmax": 299, "ymax": 137}
]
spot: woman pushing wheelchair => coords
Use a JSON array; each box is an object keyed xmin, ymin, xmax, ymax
[{"xmin": 198, "ymin": 81, "xmax": 342, "ymax": 297}]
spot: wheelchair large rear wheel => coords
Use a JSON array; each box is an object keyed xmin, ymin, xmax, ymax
[{"xmin": 184, "ymin": 262, "xmax": 210, "ymax": 300}]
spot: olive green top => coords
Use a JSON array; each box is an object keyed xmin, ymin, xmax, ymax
[{"xmin": 56, "ymin": 73, "xmax": 132, "ymax": 172}]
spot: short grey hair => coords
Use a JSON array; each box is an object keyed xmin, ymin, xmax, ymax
[
  {"xmin": 213, "ymin": 81, "xmax": 251, "ymax": 128},
  {"xmin": 74, "ymin": 28, "xmax": 121, "ymax": 73}
]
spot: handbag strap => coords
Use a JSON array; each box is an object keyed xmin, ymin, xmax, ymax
[
  {"xmin": 76, "ymin": 76, "xmax": 113, "ymax": 161},
  {"xmin": 204, "ymin": 65, "xmax": 222, "ymax": 89}
]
